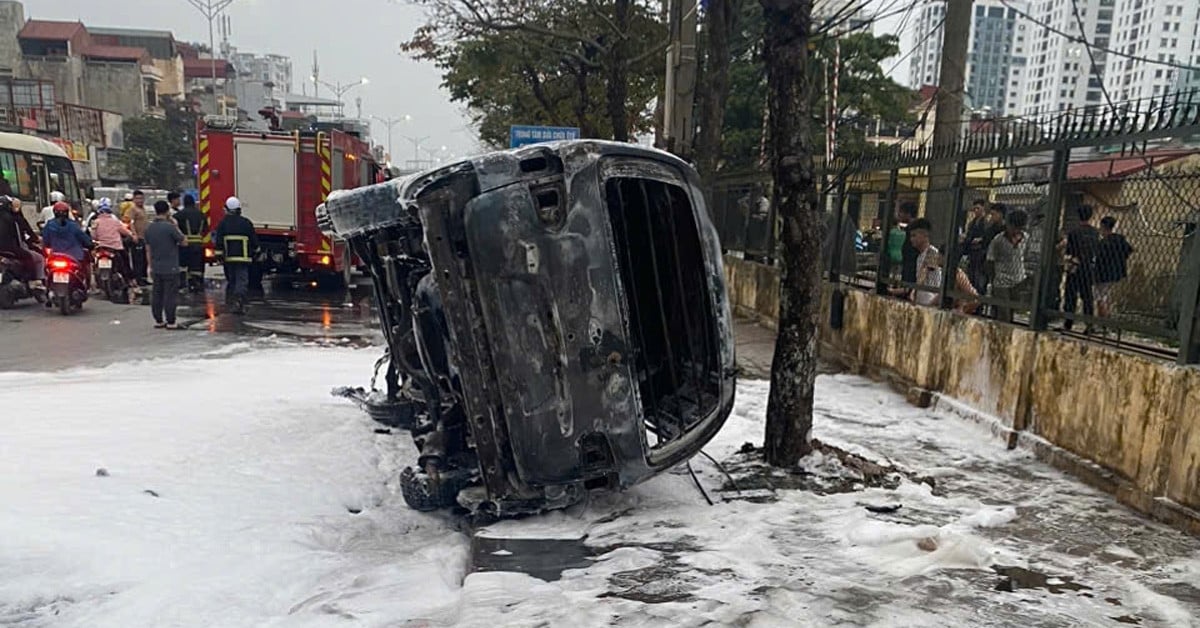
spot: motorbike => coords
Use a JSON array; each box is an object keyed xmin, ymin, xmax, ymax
[
  {"xmin": 46, "ymin": 252, "xmax": 89, "ymax": 315},
  {"xmin": 93, "ymin": 247, "xmax": 130, "ymax": 304},
  {"xmin": 0, "ymin": 252, "xmax": 45, "ymax": 309}
]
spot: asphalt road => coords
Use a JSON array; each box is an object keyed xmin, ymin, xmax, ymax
[{"xmin": 0, "ymin": 276, "xmax": 382, "ymax": 373}]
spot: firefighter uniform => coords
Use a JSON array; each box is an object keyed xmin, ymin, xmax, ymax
[
  {"xmin": 212, "ymin": 197, "xmax": 259, "ymax": 314},
  {"xmin": 174, "ymin": 200, "xmax": 208, "ymax": 292}
]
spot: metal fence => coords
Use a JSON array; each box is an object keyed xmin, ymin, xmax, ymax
[{"xmin": 713, "ymin": 91, "xmax": 1200, "ymax": 364}]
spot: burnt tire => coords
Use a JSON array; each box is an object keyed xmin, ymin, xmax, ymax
[{"xmin": 399, "ymin": 466, "xmax": 465, "ymax": 512}]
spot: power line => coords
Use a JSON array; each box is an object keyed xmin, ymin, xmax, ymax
[{"xmin": 1001, "ymin": 0, "xmax": 1200, "ymax": 73}]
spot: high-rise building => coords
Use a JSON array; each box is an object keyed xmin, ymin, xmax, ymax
[
  {"xmin": 905, "ymin": 0, "xmax": 1028, "ymax": 116},
  {"xmin": 232, "ymin": 52, "xmax": 292, "ymax": 95},
  {"xmin": 1104, "ymin": 0, "xmax": 1200, "ymax": 103},
  {"xmin": 815, "ymin": 0, "xmax": 872, "ymax": 31},
  {"xmin": 1019, "ymin": 0, "xmax": 1115, "ymax": 116}
]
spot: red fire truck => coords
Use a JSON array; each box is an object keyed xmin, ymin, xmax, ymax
[{"xmin": 196, "ymin": 115, "xmax": 381, "ymax": 285}]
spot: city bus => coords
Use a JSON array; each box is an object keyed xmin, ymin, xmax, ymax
[{"xmin": 0, "ymin": 131, "xmax": 83, "ymax": 227}]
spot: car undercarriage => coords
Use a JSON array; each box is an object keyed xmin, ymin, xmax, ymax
[{"xmin": 322, "ymin": 140, "xmax": 736, "ymax": 519}]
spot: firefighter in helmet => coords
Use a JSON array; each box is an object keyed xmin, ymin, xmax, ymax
[
  {"xmin": 212, "ymin": 196, "xmax": 258, "ymax": 314},
  {"xmin": 174, "ymin": 193, "xmax": 209, "ymax": 293}
]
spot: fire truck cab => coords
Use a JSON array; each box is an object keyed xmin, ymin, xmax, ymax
[{"xmin": 197, "ymin": 115, "xmax": 379, "ymax": 284}]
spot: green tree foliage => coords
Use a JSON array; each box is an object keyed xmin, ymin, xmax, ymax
[
  {"xmin": 721, "ymin": 11, "xmax": 916, "ymax": 173},
  {"xmin": 403, "ymin": 0, "xmax": 666, "ymax": 148},
  {"xmin": 114, "ymin": 98, "xmax": 196, "ymax": 189}
]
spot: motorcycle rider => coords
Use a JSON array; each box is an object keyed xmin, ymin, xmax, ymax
[
  {"xmin": 174, "ymin": 193, "xmax": 208, "ymax": 293},
  {"xmin": 89, "ymin": 198, "xmax": 134, "ymax": 282},
  {"xmin": 0, "ymin": 195, "xmax": 45, "ymax": 292},
  {"xmin": 38, "ymin": 191, "xmax": 66, "ymax": 232},
  {"xmin": 212, "ymin": 196, "xmax": 258, "ymax": 314},
  {"xmin": 43, "ymin": 201, "xmax": 94, "ymax": 286}
]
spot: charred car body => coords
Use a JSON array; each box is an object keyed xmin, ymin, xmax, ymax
[{"xmin": 322, "ymin": 141, "xmax": 735, "ymax": 518}]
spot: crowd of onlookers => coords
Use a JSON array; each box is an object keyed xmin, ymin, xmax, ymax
[{"xmin": 872, "ymin": 198, "xmax": 1135, "ymax": 330}]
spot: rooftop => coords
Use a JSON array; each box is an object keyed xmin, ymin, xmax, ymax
[
  {"xmin": 18, "ymin": 19, "xmax": 87, "ymax": 41},
  {"xmin": 184, "ymin": 58, "xmax": 235, "ymax": 79},
  {"xmin": 1068, "ymin": 150, "xmax": 1200, "ymax": 180},
  {"xmin": 83, "ymin": 44, "xmax": 150, "ymax": 63},
  {"xmin": 87, "ymin": 26, "xmax": 175, "ymax": 41}
]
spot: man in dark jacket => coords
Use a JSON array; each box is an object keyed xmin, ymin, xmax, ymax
[
  {"xmin": 174, "ymin": 194, "xmax": 209, "ymax": 292},
  {"xmin": 0, "ymin": 196, "xmax": 44, "ymax": 288},
  {"xmin": 212, "ymin": 196, "xmax": 258, "ymax": 314}
]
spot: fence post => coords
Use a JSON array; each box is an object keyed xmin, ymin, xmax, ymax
[
  {"xmin": 829, "ymin": 174, "xmax": 848, "ymax": 282},
  {"xmin": 875, "ymin": 169, "xmax": 899, "ymax": 295},
  {"xmin": 1177, "ymin": 228, "xmax": 1200, "ymax": 364},
  {"xmin": 764, "ymin": 179, "xmax": 779, "ymax": 265},
  {"xmin": 1030, "ymin": 146, "xmax": 1070, "ymax": 331},
  {"xmin": 938, "ymin": 159, "xmax": 968, "ymax": 309}
]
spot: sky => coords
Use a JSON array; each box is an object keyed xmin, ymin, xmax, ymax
[
  {"xmin": 22, "ymin": 0, "xmax": 908, "ymax": 163},
  {"xmin": 23, "ymin": 0, "xmax": 481, "ymax": 163}
]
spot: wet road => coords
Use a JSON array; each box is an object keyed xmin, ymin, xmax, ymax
[{"xmin": 0, "ymin": 275, "xmax": 383, "ymax": 373}]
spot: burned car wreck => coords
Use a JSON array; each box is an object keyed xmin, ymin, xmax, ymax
[{"xmin": 322, "ymin": 141, "xmax": 736, "ymax": 519}]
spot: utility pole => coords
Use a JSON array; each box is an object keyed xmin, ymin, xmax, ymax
[
  {"xmin": 663, "ymin": 0, "xmax": 698, "ymax": 157},
  {"xmin": 927, "ymin": 0, "xmax": 972, "ymax": 242},
  {"xmin": 184, "ymin": 0, "xmax": 236, "ymax": 114}
]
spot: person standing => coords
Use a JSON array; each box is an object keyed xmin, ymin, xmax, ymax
[
  {"xmin": 986, "ymin": 209, "xmax": 1029, "ymax": 323},
  {"xmin": 887, "ymin": 201, "xmax": 920, "ymax": 296},
  {"xmin": 167, "ymin": 191, "xmax": 182, "ymax": 216},
  {"xmin": 962, "ymin": 199, "xmax": 990, "ymax": 292},
  {"xmin": 908, "ymin": 218, "xmax": 942, "ymax": 306},
  {"xmin": 1062, "ymin": 204, "xmax": 1101, "ymax": 332},
  {"xmin": 174, "ymin": 194, "xmax": 208, "ymax": 293},
  {"xmin": 1095, "ymin": 216, "xmax": 1134, "ymax": 319},
  {"xmin": 124, "ymin": 190, "xmax": 150, "ymax": 285},
  {"xmin": 144, "ymin": 201, "xmax": 186, "ymax": 329},
  {"xmin": 212, "ymin": 196, "xmax": 258, "ymax": 315}
]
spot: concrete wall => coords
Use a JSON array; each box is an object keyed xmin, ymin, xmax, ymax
[
  {"xmin": 153, "ymin": 57, "xmax": 184, "ymax": 98},
  {"xmin": 19, "ymin": 57, "xmax": 84, "ymax": 105},
  {"xmin": 723, "ymin": 254, "xmax": 1200, "ymax": 533},
  {"xmin": 81, "ymin": 62, "xmax": 145, "ymax": 119},
  {"xmin": 0, "ymin": 1, "xmax": 25, "ymax": 73}
]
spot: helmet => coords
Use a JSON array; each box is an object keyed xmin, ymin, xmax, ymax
[
  {"xmin": 225, "ymin": 196, "xmax": 242, "ymax": 212},
  {"xmin": 50, "ymin": 191, "xmax": 65, "ymax": 203},
  {"xmin": 53, "ymin": 201, "xmax": 71, "ymax": 218},
  {"xmin": 98, "ymin": 198, "xmax": 113, "ymax": 213},
  {"xmin": 0, "ymin": 196, "xmax": 12, "ymax": 212},
  {"xmin": 123, "ymin": 192, "xmax": 134, "ymax": 201}
]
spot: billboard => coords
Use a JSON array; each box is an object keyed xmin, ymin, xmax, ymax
[{"xmin": 509, "ymin": 125, "xmax": 581, "ymax": 149}]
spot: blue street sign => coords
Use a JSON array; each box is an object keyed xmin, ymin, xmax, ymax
[{"xmin": 509, "ymin": 125, "xmax": 581, "ymax": 148}]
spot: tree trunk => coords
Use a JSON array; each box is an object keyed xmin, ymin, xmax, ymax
[
  {"xmin": 761, "ymin": 0, "xmax": 820, "ymax": 467},
  {"xmin": 694, "ymin": 0, "xmax": 738, "ymax": 186},
  {"xmin": 608, "ymin": 0, "xmax": 632, "ymax": 141}
]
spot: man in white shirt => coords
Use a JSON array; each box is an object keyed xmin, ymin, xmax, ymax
[
  {"xmin": 909, "ymin": 218, "xmax": 942, "ymax": 307},
  {"xmin": 38, "ymin": 191, "xmax": 66, "ymax": 232}
]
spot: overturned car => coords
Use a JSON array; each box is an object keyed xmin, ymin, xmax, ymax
[{"xmin": 322, "ymin": 141, "xmax": 736, "ymax": 519}]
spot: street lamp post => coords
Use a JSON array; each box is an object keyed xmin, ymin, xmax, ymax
[
  {"xmin": 310, "ymin": 76, "xmax": 368, "ymax": 116},
  {"xmin": 403, "ymin": 135, "xmax": 431, "ymax": 168},
  {"xmin": 372, "ymin": 114, "xmax": 411, "ymax": 162},
  {"xmin": 184, "ymin": 0, "xmax": 236, "ymax": 114}
]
